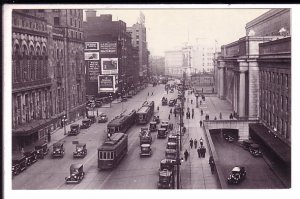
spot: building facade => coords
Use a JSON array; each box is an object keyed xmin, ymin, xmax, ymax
[
  {"xmin": 12, "ymin": 9, "xmax": 86, "ymax": 151},
  {"xmin": 149, "ymin": 56, "xmax": 165, "ymax": 76},
  {"xmin": 164, "ymin": 50, "xmax": 183, "ymax": 77},
  {"xmin": 83, "ymin": 11, "xmax": 138, "ymax": 98}
]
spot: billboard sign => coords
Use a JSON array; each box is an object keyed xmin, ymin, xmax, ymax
[
  {"xmin": 85, "ymin": 52, "xmax": 99, "ymax": 60},
  {"xmin": 101, "ymin": 58, "xmax": 118, "ymax": 74},
  {"xmin": 98, "ymin": 75, "xmax": 118, "ymax": 93},
  {"xmin": 88, "ymin": 61, "xmax": 100, "ymax": 81},
  {"xmin": 85, "ymin": 42, "xmax": 99, "ymax": 51},
  {"xmin": 100, "ymin": 42, "xmax": 117, "ymax": 54}
]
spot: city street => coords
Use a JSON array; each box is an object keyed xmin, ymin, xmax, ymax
[{"xmin": 12, "ymin": 84, "xmax": 181, "ymax": 189}]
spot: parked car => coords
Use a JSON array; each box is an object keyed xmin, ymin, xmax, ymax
[
  {"xmin": 153, "ymin": 115, "xmax": 160, "ymax": 124},
  {"xmin": 162, "ymin": 97, "xmax": 168, "ymax": 106},
  {"xmin": 242, "ymin": 139, "xmax": 254, "ymax": 151},
  {"xmin": 157, "ymin": 169, "xmax": 175, "ymax": 189},
  {"xmin": 98, "ymin": 113, "xmax": 108, "ymax": 123},
  {"xmin": 80, "ymin": 119, "xmax": 91, "ymax": 129},
  {"xmin": 12, "ymin": 154, "xmax": 27, "ymax": 175},
  {"xmin": 73, "ymin": 143, "xmax": 87, "ymax": 158},
  {"xmin": 159, "ymin": 159, "xmax": 176, "ymax": 173},
  {"xmin": 35, "ymin": 141, "xmax": 49, "ymax": 159},
  {"xmin": 168, "ymin": 135, "xmax": 177, "ymax": 144},
  {"xmin": 140, "ymin": 144, "xmax": 152, "ymax": 157},
  {"xmin": 157, "ymin": 128, "xmax": 167, "ymax": 139},
  {"xmin": 65, "ymin": 164, "xmax": 85, "ymax": 184},
  {"xmin": 87, "ymin": 115, "xmax": 96, "ymax": 124},
  {"xmin": 165, "ymin": 149, "xmax": 177, "ymax": 160},
  {"xmin": 249, "ymin": 143, "xmax": 263, "ymax": 157},
  {"xmin": 52, "ymin": 142, "xmax": 65, "ymax": 158},
  {"xmin": 227, "ymin": 166, "xmax": 246, "ymax": 184},
  {"xmin": 23, "ymin": 150, "xmax": 38, "ymax": 166},
  {"xmin": 168, "ymin": 99, "xmax": 176, "ymax": 107},
  {"xmin": 68, "ymin": 124, "xmax": 80, "ymax": 136}
]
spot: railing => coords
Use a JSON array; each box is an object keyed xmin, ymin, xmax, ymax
[
  {"xmin": 13, "ymin": 78, "xmax": 51, "ymax": 90},
  {"xmin": 259, "ymin": 37, "xmax": 291, "ymax": 56}
]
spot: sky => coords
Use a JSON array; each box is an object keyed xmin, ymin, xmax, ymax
[{"xmin": 84, "ymin": 8, "xmax": 269, "ymax": 56}]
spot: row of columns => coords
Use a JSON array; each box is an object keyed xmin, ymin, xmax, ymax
[{"xmin": 217, "ymin": 59, "xmax": 259, "ymax": 119}]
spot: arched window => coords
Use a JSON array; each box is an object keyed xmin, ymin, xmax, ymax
[
  {"xmin": 36, "ymin": 46, "xmax": 41, "ymax": 79},
  {"xmin": 13, "ymin": 43, "xmax": 21, "ymax": 83},
  {"xmin": 21, "ymin": 43, "xmax": 29, "ymax": 82},
  {"xmin": 42, "ymin": 46, "xmax": 47, "ymax": 78},
  {"xmin": 30, "ymin": 45, "xmax": 35, "ymax": 80}
]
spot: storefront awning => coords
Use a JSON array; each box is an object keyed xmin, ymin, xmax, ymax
[
  {"xmin": 249, "ymin": 123, "xmax": 291, "ymax": 164},
  {"xmin": 12, "ymin": 118, "xmax": 54, "ymax": 137}
]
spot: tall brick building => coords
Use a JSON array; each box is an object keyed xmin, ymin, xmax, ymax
[{"xmin": 12, "ymin": 9, "xmax": 86, "ymax": 151}]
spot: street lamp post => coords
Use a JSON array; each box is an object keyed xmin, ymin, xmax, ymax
[{"xmin": 63, "ymin": 115, "xmax": 67, "ymax": 135}]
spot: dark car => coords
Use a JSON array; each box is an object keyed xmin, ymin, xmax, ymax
[
  {"xmin": 157, "ymin": 128, "xmax": 167, "ymax": 139},
  {"xmin": 165, "ymin": 149, "xmax": 177, "ymax": 160},
  {"xmin": 23, "ymin": 150, "xmax": 38, "ymax": 166},
  {"xmin": 168, "ymin": 135, "xmax": 177, "ymax": 144},
  {"xmin": 242, "ymin": 139, "xmax": 254, "ymax": 151},
  {"xmin": 227, "ymin": 166, "xmax": 246, "ymax": 184},
  {"xmin": 224, "ymin": 134, "xmax": 235, "ymax": 143},
  {"xmin": 52, "ymin": 142, "xmax": 65, "ymax": 158},
  {"xmin": 249, "ymin": 144, "xmax": 263, "ymax": 157},
  {"xmin": 65, "ymin": 164, "xmax": 85, "ymax": 184},
  {"xmin": 95, "ymin": 99, "xmax": 102, "ymax": 108},
  {"xmin": 166, "ymin": 142, "xmax": 177, "ymax": 150},
  {"xmin": 157, "ymin": 169, "xmax": 175, "ymax": 189},
  {"xmin": 149, "ymin": 121, "xmax": 157, "ymax": 132},
  {"xmin": 73, "ymin": 143, "xmax": 87, "ymax": 158},
  {"xmin": 80, "ymin": 119, "xmax": 91, "ymax": 129},
  {"xmin": 153, "ymin": 115, "xmax": 160, "ymax": 124},
  {"xmin": 98, "ymin": 113, "xmax": 108, "ymax": 123},
  {"xmin": 168, "ymin": 99, "xmax": 176, "ymax": 107},
  {"xmin": 87, "ymin": 115, "xmax": 96, "ymax": 124},
  {"xmin": 12, "ymin": 154, "xmax": 27, "ymax": 175},
  {"xmin": 35, "ymin": 141, "xmax": 49, "ymax": 159},
  {"xmin": 121, "ymin": 96, "xmax": 127, "ymax": 102},
  {"xmin": 68, "ymin": 124, "xmax": 80, "ymax": 136},
  {"xmin": 159, "ymin": 159, "xmax": 176, "ymax": 172},
  {"xmin": 140, "ymin": 144, "xmax": 152, "ymax": 157},
  {"xmin": 162, "ymin": 97, "xmax": 168, "ymax": 106}
]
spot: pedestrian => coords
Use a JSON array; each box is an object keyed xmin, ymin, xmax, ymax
[
  {"xmin": 230, "ymin": 113, "xmax": 233, "ymax": 119},
  {"xmin": 48, "ymin": 132, "xmax": 51, "ymax": 142},
  {"xmin": 184, "ymin": 150, "xmax": 189, "ymax": 161},
  {"xmin": 192, "ymin": 112, "xmax": 194, "ymax": 119},
  {"xmin": 186, "ymin": 112, "xmax": 189, "ymax": 119},
  {"xmin": 192, "ymin": 108, "xmax": 194, "ymax": 114},
  {"xmin": 157, "ymin": 106, "xmax": 160, "ymax": 111},
  {"xmin": 97, "ymin": 109, "xmax": 99, "ymax": 117},
  {"xmin": 21, "ymin": 147, "xmax": 25, "ymax": 155},
  {"xmin": 191, "ymin": 99, "xmax": 193, "ymax": 104},
  {"xmin": 200, "ymin": 120, "xmax": 203, "ymax": 127},
  {"xmin": 203, "ymin": 146, "xmax": 206, "ymax": 158},
  {"xmin": 170, "ymin": 109, "xmax": 172, "ymax": 114},
  {"xmin": 168, "ymin": 114, "xmax": 171, "ymax": 120},
  {"xmin": 197, "ymin": 147, "xmax": 201, "ymax": 158},
  {"xmin": 189, "ymin": 138, "xmax": 193, "ymax": 148},
  {"xmin": 201, "ymin": 109, "xmax": 203, "ymax": 116},
  {"xmin": 200, "ymin": 100, "xmax": 202, "ymax": 105},
  {"xmin": 200, "ymin": 137, "xmax": 203, "ymax": 147},
  {"xmin": 151, "ymin": 92, "xmax": 153, "ymax": 96},
  {"xmin": 209, "ymin": 156, "xmax": 215, "ymax": 174},
  {"xmin": 219, "ymin": 112, "xmax": 222, "ymax": 120},
  {"xmin": 148, "ymin": 92, "xmax": 149, "ymax": 96},
  {"xmin": 194, "ymin": 139, "xmax": 198, "ymax": 149},
  {"xmin": 174, "ymin": 112, "xmax": 177, "ymax": 118},
  {"xmin": 214, "ymin": 116, "xmax": 217, "ymax": 120}
]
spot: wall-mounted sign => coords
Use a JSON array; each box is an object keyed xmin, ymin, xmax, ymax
[
  {"xmin": 100, "ymin": 42, "xmax": 117, "ymax": 54},
  {"xmin": 88, "ymin": 61, "xmax": 100, "ymax": 81},
  {"xmin": 85, "ymin": 42, "xmax": 99, "ymax": 51},
  {"xmin": 98, "ymin": 75, "xmax": 118, "ymax": 93},
  {"xmin": 101, "ymin": 58, "xmax": 118, "ymax": 74},
  {"xmin": 85, "ymin": 52, "xmax": 99, "ymax": 60}
]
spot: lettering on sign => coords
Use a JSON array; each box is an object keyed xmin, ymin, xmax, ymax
[
  {"xmin": 85, "ymin": 42, "xmax": 99, "ymax": 51},
  {"xmin": 100, "ymin": 42, "xmax": 117, "ymax": 54}
]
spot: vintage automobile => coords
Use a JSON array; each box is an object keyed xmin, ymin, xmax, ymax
[
  {"xmin": 227, "ymin": 166, "xmax": 246, "ymax": 184},
  {"xmin": 35, "ymin": 141, "xmax": 49, "ymax": 159},
  {"xmin": 162, "ymin": 97, "xmax": 168, "ymax": 106},
  {"xmin": 80, "ymin": 119, "xmax": 91, "ymax": 129},
  {"xmin": 140, "ymin": 128, "xmax": 152, "ymax": 144},
  {"xmin": 166, "ymin": 142, "xmax": 177, "ymax": 150},
  {"xmin": 242, "ymin": 139, "xmax": 254, "ymax": 151},
  {"xmin": 121, "ymin": 96, "xmax": 128, "ymax": 102},
  {"xmin": 140, "ymin": 144, "xmax": 152, "ymax": 157},
  {"xmin": 168, "ymin": 135, "xmax": 177, "ymax": 144},
  {"xmin": 249, "ymin": 143, "xmax": 263, "ymax": 157},
  {"xmin": 68, "ymin": 124, "xmax": 80, "ymax": 136},
  {"xmin": 52, "ymin": 142, "xmax": 65, "ymax": 158},
  {"xmin": 224, "ymin": 133, "xmax": 235, "ymax": 143},
  {"xmin": 98, "ymin": 113, "xmax": 108, "ymax": 123},
  {"xmin": 157, "ymin": 169, "xmax": 175, "ymax": 189},
  {"xmin": 65, "ymin": 164, "xmax": 85, "ymax": 184},
  {"xmin": 73, "ymin": 143, "xmax": 87, "ymax": 158},
  {"xmin": 161, "ymin": 121, "xmax": 173, "ymax": 133},
  {"xmin": 168, "ymin": 99, "xmax": 176, "ymax": 107},
  {"xmin": 12, "ymin": 154, "xmax": 27, "ymax": 175},
  {"xmin": 95, "ymin": 99, "xmax": 102, "ymax": 108},
  {"xmin": 153, "ymin": 115, "xmax": 160, "ymax": 124},
  {"xmin": 149, "ymin": 121, "xmax": 157, "ymax": 132},
  {"xmin": 87, "ymin": 115, "xmax": 96, "ymax": 124},
  {"xmin": 157, "ymin": 128, "xmax": 167, "ymax": 139},
  {"xmin": 159, "ymin": 159, "xmax": 176, "ymax": 172},
  {"xmin": 165, "ymin": 149, "xmax": 177, "ymax": 160},
  {"xmin": 23, "ymin": 150, "xmax": 38, "ymax": 166}
]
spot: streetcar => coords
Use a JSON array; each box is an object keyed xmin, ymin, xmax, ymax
[
  {"xmin": 107, "ymin": 110, "xmax": 136, "ymax": 136},
  {"xmin": 136, "ymin": 101, "xmax": 155, "ymax": 125},
  {"xmin": 97, "ymin": 133, "xmax": 128, "ymax": 170}
]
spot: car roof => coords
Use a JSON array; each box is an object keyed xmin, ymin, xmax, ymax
[
  {"xmin": 158, "ymin": 128, "xmax": 166, "ymax": 131},
  {"xmin": 53, "ymin": 142, "xmax": 63, "ymax": 147},
  {"xmin": 232, "ymin": 167, "xmax": 243, "ymax": 172},
  {"xmin": 161, "ymin": 159, "xmax": 176, "ymax": 164},
  {"xmin": 82, "ymin": 119, "xmax": 90, "ymax": 122},
  {"xmin": 71, "ymin": 124, "xmax": 79, "ymax": 127},
  {"xmin": 150, "ymin": 121, "xmax": 156, "ymax": 124},
  {"xmin": 71, "ymin": 164, "xmax": 83, "ymax": 169},
  {"xmin": 76, "ymin": 143, "xmax": 86, "ymax": 147},
  {"xmin": 165, "ymin": 149, "xmax": 177, "ymax": 153},
  {"xmin": 167, "ymin": 142, "xmax": 177, "ymax": 145},
  {"xmin": 141, "ymin": 144, "xmax": 151, "ymax": 147}
]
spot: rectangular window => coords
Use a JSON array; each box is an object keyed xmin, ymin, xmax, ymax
[
  {"xmin": 54, "ymin": 17, "xmax": 60, "ymax": 26},
  {"xmin": 281, "ymin": 74, "xmax": 284, "ymax": 85},
  {"xmin": 286, "ymin": 74, "xmax": 289, "ymax": 87},
  {"xmin": 107, "ymin": 152, "xmax": 110, "ymax": 159},
  {"xmin": 103, "ymin": 152, "xmax": 106, "ymax": 159},
  {"xmin": 281, "ymin": 95, "xmax": 284, "ymax": 109}
]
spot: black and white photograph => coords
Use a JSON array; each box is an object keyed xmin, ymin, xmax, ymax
[{"xmin": 2, "ymin": 3, "xmax": 299, "ymax": 199}]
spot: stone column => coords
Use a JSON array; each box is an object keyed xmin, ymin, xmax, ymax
[
  {"xmin": 248, "ymin": 60, "xmax": 259, "ymax": 119},
  {"xmin": 218, "ymin": 61, "xmax": 225, "ymax": 99},
  {"xmin": 237, "ymin": 60, "xmax": 248, "ymax": 119}
]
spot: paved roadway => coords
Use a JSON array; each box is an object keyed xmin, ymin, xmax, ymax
[{"xmin": 12, "ymin": 84, "xmax": 179, "ymax": 189}]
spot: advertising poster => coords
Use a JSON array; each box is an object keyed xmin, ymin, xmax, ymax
[
  {"xmin": 84, "ymin": 52, "xmax": 99, "ymax": 60},
  {"xmin": 88, "ymin": 61, "xmax": 100, "ymax": 81},
  {"xmin": 84, "ymin": 42, "xmax": 99, "ymax": 51},
  {"xmin": 100, "ymin": 42, "xmax": 117, "ymax": 54},
  {"xmin": 101, "ymin": 58, "xmax": 118, "ymax": 74},
  {"xmin": 98, "ymin": 75, "xmax": 115, "ymax": 93}
]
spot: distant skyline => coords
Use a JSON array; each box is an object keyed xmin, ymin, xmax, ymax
[{"xmin": 84, "ymin": 9, "xmax": 269, "ymax": 56}]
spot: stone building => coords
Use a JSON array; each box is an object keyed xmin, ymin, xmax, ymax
[{"xmin": 12, "ymin": 9, "xmax": 86, "ymax": 151}]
